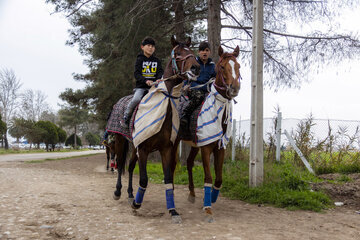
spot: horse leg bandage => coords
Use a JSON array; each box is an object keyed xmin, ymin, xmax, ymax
[
  {"xmin": 203, "ymin": 183, "xmax": 212, "ymax": 208},
  {"xmin": 135, "ymin": 186, "xmax": 146, "ymax": 205},
  {"xmin": 211, "ymin": 186, "xmax": 221, "ymax": 203},
  {"xmin": 165, "ymin": 184, "xmax": 175, "ymax": 210}
]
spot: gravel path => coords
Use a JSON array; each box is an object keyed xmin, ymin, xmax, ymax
[{"xmin": 0, "ymin": 154, "xmax": 359, "ymax": 240}]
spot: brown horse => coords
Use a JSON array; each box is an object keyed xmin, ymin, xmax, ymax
[
  {"xmin": 111, "ymin": 36, "xmax": 200, "ymax": 223},
  {"xmin": 174, "ymin": 45, "xmax": 241, "ymax": 222},
  {"xmin": 103, "ymin": 137, "xmax": 116, "ymax": 172}
]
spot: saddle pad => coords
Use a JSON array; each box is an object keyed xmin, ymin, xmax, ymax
[
  {"xmin": 195, "ymin": 85, "xmax": 233, "ymax": 148},
  {"xmin": 132, "ymin": 81, "xmax": 183, "ymax": 148}
]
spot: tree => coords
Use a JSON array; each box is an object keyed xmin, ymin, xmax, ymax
[
  {"xmin": 0, "ymin": 115, "xmax": 6, "ymax": 148},
  {"xmin": 8, "ymin": 118, "xmax": 26, "ymax": 143},
  {"xmin": 59, "ymin": 88, "xmax": 89, "ymax": 148},
  {"xmin": 219, "ymin": 0, "xmax": 359, "ymax": 88},
  {"xmin": 35, "ymin": 121, "xmax": 59, "ymax": 151},
  {"xmin": 57, "ymin": 126, "xmax": 67, "ymax": 144},
  {"xmin": 47, "ymin": 0, "xmax": 207, "ymax": 126},
  {"xmin": 0, "ymin": 68, "xmax": 22, "ymax": 149},
  {"xmin": 207, "ymin": 0, "xmax": 221, "ymax": 62},
  {"xmin": 85, "ymin": 132, "xmax": 100, "ymax": 146},
  {"xmin": 65, "ymin": 133, "xmax": 82, "ymax": 147},
  {"xmin": 20, "ymin": 89, "xmax": 51, "ymax": 121}
]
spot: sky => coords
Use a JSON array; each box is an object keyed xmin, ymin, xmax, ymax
[{"xmin": 0, "ymin": 0, "xmax": 359, "ymax": 121}]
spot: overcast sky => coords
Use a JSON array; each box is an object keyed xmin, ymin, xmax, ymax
[{"xmin": 0, "ymin": 0, "xmax": 359, "ymax": 121}]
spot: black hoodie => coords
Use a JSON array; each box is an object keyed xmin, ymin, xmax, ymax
[{"xmin": 134, "ymin": 53, "xmax": 164, "ymax": 89}]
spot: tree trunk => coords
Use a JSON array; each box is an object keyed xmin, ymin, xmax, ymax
[
  {"xmin": 174, "ymin": 0, "xmax": 186, "ymax": 42},
  {"xmin": 4, "ymin": 133, "xmax": 8, "ymax": 150},
  {"xmin": 207, "ymin": 0, "xmax": 221, "ymax": 63},
  {"xmin": 74, "ymin": 125, "xmax": 77, "ymax": 149}
]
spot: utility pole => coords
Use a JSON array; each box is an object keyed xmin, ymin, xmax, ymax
[{"xmin": 249, "ymin": 0, "xmax": 264, "ymax": 187}]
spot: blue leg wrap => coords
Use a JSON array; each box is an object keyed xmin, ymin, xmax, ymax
[
  {"xmin": 135, "ymin": 187, "xmax": 146, "ymax": 205},
  {"xmin": 211, "ymin": 188, "xmax": 220, "ymax": 203},
  {"xmin": 166, "ymin": 189, "xmax": 175, "ymax": 210},
  {"xmin": 204, "ymin": 186, "xmax": 212, "ymax": 208}
]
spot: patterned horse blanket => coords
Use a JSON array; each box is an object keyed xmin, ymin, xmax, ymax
[
  {"xmin": 106, "ymin": 81, "xmax": 183, "ymax": 148},
  {"xmin": 106, "ymin": 95, "xmax": 134, "ymax": 142},
  {"xmin": 179, "ymin": 84, "xmax": 233, "ymax": 148},
  {"xmin": 132, "ymin": 81, "xmax": 183, "ymax": 148}
]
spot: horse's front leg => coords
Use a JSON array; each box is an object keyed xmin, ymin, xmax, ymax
[
  {"xmin": 201, "ymin": 145, "xmax": 214, "ymax": 223},
  {"xmin": 187, "ymin": 146, "xmax": 199, "ymax": 203},
  {"xmin": 212, "ymin": 147, "xmax": 225, "ymax": 204},
  {"xmin": 127, "ymin": 148, "xmax": 137, "ymax": 203},
  {"xmin": 131, "ymin": 148, "xmax": 149, "ymax": 209},
  {"xmin": 161, "ymin": 146, "xmax": 182, "ymax": 224}
]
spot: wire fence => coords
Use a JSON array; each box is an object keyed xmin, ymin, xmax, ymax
[{"xmin": 234, "ymin": 117, "xmax": 360, "ymax": 151}]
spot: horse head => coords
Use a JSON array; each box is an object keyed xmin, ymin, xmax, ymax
[
  {"xmin": 214, "ymin": 46, "xmax": 241, "ymax": 99},
  {"xmin": 167, "ymin": 35, "xmax": 200, "ymax": 81}
]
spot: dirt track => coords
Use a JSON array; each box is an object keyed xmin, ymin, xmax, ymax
[{"xmin": 0, "ymin": 154, "xmax": 359, "ymax": 240}]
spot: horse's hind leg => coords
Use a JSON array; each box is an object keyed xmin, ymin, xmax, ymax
[
  {"xmin": 127, "ymin": 148, "xmax": 137, "ymax": 204},
  {"xmin": 106, "ymin": 147, "xmax": 110, "ymax": 171},
  {"xmin": 212, "ymin": 147, "xmax": 225, "ymax": 204},
  {"xmin": 187, "ymin": 147, "xmax": 199, "ymax": 203},
  {"xmin": 161, "ymin": 146, "xmax": 182, "ymax": 224}
]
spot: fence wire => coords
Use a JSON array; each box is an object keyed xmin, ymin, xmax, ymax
[{"xmin": 235, "ymin": 118, "xmax": 360, "ymax": 151}]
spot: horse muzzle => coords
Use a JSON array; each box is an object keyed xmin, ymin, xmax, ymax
[{"xmin": 185, "ymin": 70, "xmax": 199, "ymax": 81}]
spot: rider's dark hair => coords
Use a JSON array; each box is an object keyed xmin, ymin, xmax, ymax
[
  {"xmin": 141, "ymin": 37, "xmax": 156, "ymax": 46},
  {"xmin": 199, "ymin": 41, "xmax": 210, "ymax": 51}
]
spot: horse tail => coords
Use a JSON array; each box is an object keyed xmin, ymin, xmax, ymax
[{"xmin": 115, "ymin": 134, "xmax": 129, "ymax": 176}]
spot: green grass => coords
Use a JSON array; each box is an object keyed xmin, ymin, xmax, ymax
[
  {"xmin": 0, "ymin": 148, "xmax": 92, "ymax": 155},
  {"xmin": 25, "ymin": 153, "xmax": 101, "ymax": 163},
  {"xmin": 133, "ymin": 159, "xmax": 331, "ymax": 212}
]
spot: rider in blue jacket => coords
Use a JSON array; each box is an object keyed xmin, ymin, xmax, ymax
[{"xmin": 181, "ymin": 41, "xmax": 216, "ymax": 125}]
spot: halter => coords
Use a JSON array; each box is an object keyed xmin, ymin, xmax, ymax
[
  {"xmin": 171, "ymin": 45, "xmax": 196, "ymax": 76},
  {"xmin": 213, "ymin": 54, "xmax": 241, "ymax": 99}
]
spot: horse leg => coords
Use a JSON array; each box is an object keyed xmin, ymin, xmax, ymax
[
  {"xmin": 106, "ymin": 147, "xmax": 110, "ymax": 171},
  {"xmin": 127, "ymin": 148, "xmax": 137, "ymax": 203},
  {"xmin": 160, "ymin": 146, "xmax": 182, "ymax": 224},
  {"xmin": 212, "ymin": 147, "xmax": 225, "ymax": 204},
  {"xmin": 187, "ymin": 147, "xmax": 199, "ymax": 203},
  {"xmin": 131, "ymin": 148, "xmax": 149, "ymax": 210},
  {"xmin": 110, "ymin": 152, "xmax": 115, "ymax": 172},
  {"xmin": 201, "ymin": 145, "xmax": 214, "ymax": 223},
  {"xmin": 113, "ymin": 135, "xmax": 129, "ymax": 200}
]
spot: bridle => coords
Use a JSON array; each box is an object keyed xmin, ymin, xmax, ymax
[
  {"xmin": 213, "ymin": 54, "xmax": 241, "ymax": 99},
  {"xmin": 171, "ymin": 45, "xmax": 196, "ymax": 76}
]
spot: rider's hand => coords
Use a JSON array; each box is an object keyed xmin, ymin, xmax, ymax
[{"xmin": 146, "ymin": 80, "xmax": 153, "ymax": 86}]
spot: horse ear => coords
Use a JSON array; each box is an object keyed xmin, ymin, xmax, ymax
[
  {"xmin": 218, "ymin": 45, "xmax": 224, "ymax": 57},
  {"xmin": 171, "ymin": 35, "xmax": 178, "ymax": 47},
  {"xmin": 185, "ymin": 37, "xmax": 191, "ymax": 47},
  {"xmin": 233, "ymin": 45, "xmax": 240, "ymax": 58}
]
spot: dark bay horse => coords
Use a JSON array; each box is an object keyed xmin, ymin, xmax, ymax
[
  {"xmin": 111, "ymin": 36, "xmax": 200, "ymax": 223},
  {"xmin": 174, "ymin": 45, "xmax": 241, "ymax": 222},
  {"xmin": 103, "ymin": 137, "xmax": 116, "ymax": 171}
]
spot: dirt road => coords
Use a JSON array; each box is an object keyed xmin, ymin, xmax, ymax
[{"xmin": 0, "ymin": 154, "xmax": 359, "ymax": 240}]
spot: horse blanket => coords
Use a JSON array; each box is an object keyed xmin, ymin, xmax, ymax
[
  {"xmin": 106, "ymin": 95, "xmax": 134, "ymax": 142},
  {"xmin": 132, "ymin": 81, "xmax": 183, "ymax": 148},
  {"xmin": 179, "ymin": 85, "xmax": 233, "ymax": 148}
]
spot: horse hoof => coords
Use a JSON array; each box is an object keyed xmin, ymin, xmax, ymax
[
  {"xmin": 113, "ymin": 191, "xmax": 121, "ymax": 200},
  {"xmin": 131, "ymin": 200, "xmax": 141, "ymax": 210},
  {"xmin": 172, "ymin": 215, "xmax": 182, "ymax": 224},
  {"xmin": 204, "ymin": 208, "xmax": 214, "ymax": 223},
  {"xmin": 187, "ymin": 194, "xmax": 195, "ymax": 203},
  {"xmin": 128, "ymin": 197, "xmax": 134, "ymax": 205},
  {"xmin": 111, "ymin": 168, "xmax": 114, "ymax": 172}
]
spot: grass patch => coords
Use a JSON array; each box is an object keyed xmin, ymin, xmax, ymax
[
  {"xmin": 0, "ymin": 148, "xmax": 93, "ymax": 155},
  {"xmin": 132, "ymin": 159, "xmax": 331, "ymax": 212},
  {"xmin": 25, "ymin": 153, "xmax": 101, "ymax": 163}
]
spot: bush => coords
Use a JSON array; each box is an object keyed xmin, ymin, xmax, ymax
[{"xmin": 65, "ymin": 134, "xmax": 82, "ymax": 147}]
